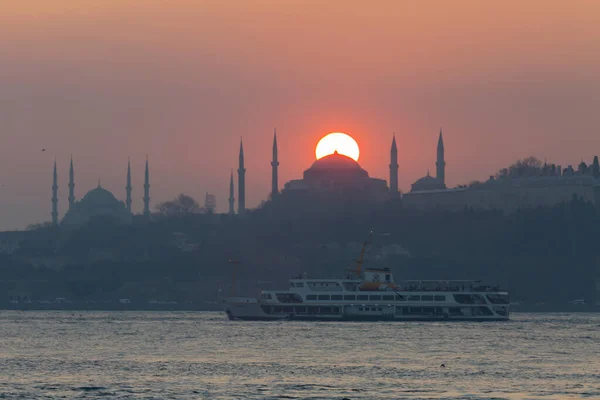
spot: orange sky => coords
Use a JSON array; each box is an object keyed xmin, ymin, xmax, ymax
[{"xmin": 0, "ymin": 1, "xmax": 599, "ymax": 229}]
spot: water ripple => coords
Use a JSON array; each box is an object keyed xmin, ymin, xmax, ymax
[{"xmin": 0, "ymin": 311, "xmax": 598, "ymax": 399}]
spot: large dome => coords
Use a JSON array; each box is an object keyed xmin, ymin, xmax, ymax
[
  {"xmin": 305, "ymin": 152, "xmax": 369, "ymax": 179},
  {"xmin": 80, "ymin": 185, "xmax": 119, "ymax": 206},
  {"xmin": 61, "ymin": 184, "xmax": 132, "ymax": 228}
]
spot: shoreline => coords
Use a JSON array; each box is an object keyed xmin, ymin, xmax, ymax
[{"xmin": 0, "ymin": 305, "xmax": 598, "ymax": 313}]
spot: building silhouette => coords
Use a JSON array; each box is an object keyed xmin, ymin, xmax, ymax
[
  {"xmin": 271, "ymin": 128, "xmax": 279, "ymax": 199},
  {"xmin": 389, "ymin": 134, "xmax": 399, "ymax": 196},
  {"xmin": 51, "ymin": 158, "xmax": 150, "ymax": 228},
  {"xmin": 228, "ymin": 170, "xmax": 235, "ymax": 215},
  {"xmin": 238, "ymin": 139, "xmax": 246, "ymax": 216},
  {"xmin": 143, "ymin": 157, "xmax": 150, "ymax": 218}
]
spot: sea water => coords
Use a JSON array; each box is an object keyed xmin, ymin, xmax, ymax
[{"xmin": 0, "ymin": 311, "xmax": 598, "ymax": 399}]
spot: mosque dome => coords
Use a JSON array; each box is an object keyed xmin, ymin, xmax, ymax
[
  {"xmin": 61, "ymin": 184, "xmax": 132, "ymax": 228},
  {"xmin": 80, "ymin": 185, "xmax": 120, "ymax": 206},
  {"xmin": 411, "ymin": 172, "xmax": 446, "ymax": 192},
  {"xmin": 413, "ymin": 174, "xmax": 438, "ymax": 186},
  {"xmin": 304, "ymin": 152, "xmax": 369, "ymax": 180}
]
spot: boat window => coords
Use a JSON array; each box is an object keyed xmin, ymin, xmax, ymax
[
  {"xmin": 318, "ymin": 295, "xmax": 330, "ymax": 301},
  {"xmin": 421, "ymin": 295, "xmax": 434, "ymax": 301},
  {"xmin": 306, "ymin": 295, "xmax": 317, "ymax": 300},
  {"xmin": 434, "ymin": 295, "xmax": 446, "ymax": 302},
  {"xmin": 295, "ymin": 282, "xmax": 304, "ymax": 288},
  {"xmin": 344, "ymin": 295, "xmax": 356, "ymax": 300},
  {"xmin": 378, "ymin": 307, "xmax": 382, "ymax": 311},
  {"xmin": 408, "ymin": 295, "xmax": 420, "ymax": 301},
  {"xmin": 357, "ymin": 295, "xmax": 369, "ymax": 301},
  {"xmin": 332, "ymin": 307, "xmax": 340, "ymax": 313},
  {"xmin": 282, "ymin": 306, "xmax": 294, "ymax": 313},
  {"xmin": 331, "ymin": 295, "xmax": 343, "ymax": 300},
  {"xmin": 385, "ymin": 274, "xmax": 391, "ymax": 282},
  {"xmin": 382, "ymin": 295, "xmax": 394, "ymax": 301},
  {"xmin": 358, "ymin": 307, "xmax": 363, "ymax": 311},
  {"xmin": 320, "ymin": 307, "xmax": 332, "ymax": 313},
  {"xmin": 295, "ymin": 306, "xmax": 307, "ymax": 313},
  {"xmin": 369, "ymin": 295, "xmax": 381, "ymax": 301},
  {"xmin": 454, "ymin": 294, "xmax": 486, "ymax": 304},
  {"xmin": 395, "ymin": 294, "xmax": 405, "ymax": 301},
  {"xmin": 276, "ymin": 293, "xmax": 303, "ymax": 303}
]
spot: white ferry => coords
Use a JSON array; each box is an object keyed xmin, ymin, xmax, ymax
[{"xmin": 222, "ymin": 234, "xmax": 510, "ymax": 322}]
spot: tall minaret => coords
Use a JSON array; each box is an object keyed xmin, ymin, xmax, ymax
[
  {"xmin": 389, "ymin": 134, "xmax": 399, "ymax": 194},
  {"xmin": 126, "ymin": 158, "xmax": 132, "ymax": 214},
  {"xmin": 228, "ymin": 169, "xmax": 235, "ymax": 215},
  {"xmin": 52, "ymin": 159, "xmax": 58, "ymax": 225},
  {"xmin": 68, "ymin": 155, "xmax": 75, "ymax": 209},
  {"xmin": 271, "ymin": 128, "xmax": 279, "ymax": 199},
  {"xmin": 436, "ymin": 129, "xmax": 446, "ymax": 186},
  {"xmin": 238, "ymin": 139, "xmax": 246, "ymax": 215},
  {"xmin": 143, "ymin": 156, "xmax": 150, "ymax": 217}
]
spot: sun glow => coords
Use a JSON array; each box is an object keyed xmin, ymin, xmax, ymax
[{"xmin": 315, "ymin": 132, "xmax": 360, "ymax": 161}]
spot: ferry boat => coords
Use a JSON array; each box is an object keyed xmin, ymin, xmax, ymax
[{"xmin": 222, "ymin": 234, "xmax": 510, "ymax": 322}]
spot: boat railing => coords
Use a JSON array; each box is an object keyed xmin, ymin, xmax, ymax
[{"xmin": 391, "ymin": 284, "xmax": 503, "ymax": 293}]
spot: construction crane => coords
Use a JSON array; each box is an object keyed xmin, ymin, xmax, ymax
[{"xmin": 347, "ymin": 231, "xmax": 372, "ymax": 278}]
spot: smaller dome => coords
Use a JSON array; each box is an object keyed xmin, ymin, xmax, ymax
[
  {"xmin": 413, "ymin": 175, "xmax": 438, "ymax": 185},
  {"xmin": 411, "ymin": 172, "xmax": 446, "ymax": 192}
]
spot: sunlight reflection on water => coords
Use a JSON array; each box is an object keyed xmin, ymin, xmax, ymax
[{"xmin": 0, "ymin": 311, "xmax": 598, "ymax": 399}]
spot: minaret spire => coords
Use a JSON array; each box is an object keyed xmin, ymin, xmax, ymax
[
  {"xmin": 271, "ymin": 128, "xmax": 279, "ymax": 199},
  {"xmin": 143, "ymin": 156, "xmax": 150, "ymax": 218},
  {"xmin": 52, "ymin": 159, "xmax": 58, "ymax": 225},
  {"xmin": 126, "ymin": 158, "xmax": 132, "ymax": 214},
  {"xmin": 389, "ymin": 133, "xmax": 399, "ymax": 195},
  {"xmin": 68, "ymin": 155, "xmax": 75, "ymax": 209},
  {"xmin": 238, "ymin": 138, "xmax": 246, "ymax": 215},
  {"xmin": 228, "ymin": 169, "xmax": 235, "ymax": 215},
  {"xmin": 436, "ymin": 128, "xmax": 446, "ymax": 187}
]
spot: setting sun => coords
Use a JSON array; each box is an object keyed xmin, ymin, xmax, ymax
[{"xmin": 315, "ymin": 132, "xmax": 360, "ymax": 161}]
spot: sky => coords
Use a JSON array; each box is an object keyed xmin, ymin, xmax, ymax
[{"xmin": 0, "ymin": 1, "xmax": 599, "ymax": 230}]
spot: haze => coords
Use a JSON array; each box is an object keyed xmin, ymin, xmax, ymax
[{"xmin": 1, "ymin": 0, "xmax": 599, "ymax": 230}]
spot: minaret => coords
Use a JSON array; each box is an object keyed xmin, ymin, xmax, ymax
[
  {"xmin": 271, "ymin": 128, "xmax": 279, "ymax": 199},
  {"xmin": 389, "ymin": 134, "xmax": 399, "ymax": 194},
  {"xmin": 143, "ymin": 156, "xmax": 150, "ymax": 217},
  {"xmin": 52, "ymin": 159, "xmax": 58, "ymax": 225},
  {"xmin": 436, "ymin": 129, "xmax": 446, "ymax": 186},
  {"xmin": 238, "ymin": 139, "xmax": 246, "ymax": 215},
  {"xmin": 228, "ymin": 169, "xmax": 235, "ymax": 215},
  {"xmin": 68, "ymin": 156, "xmax": 75, "ymax": 209},
  {"xmin": 126, "ymin": 158, "xmax": 132, "ymax": 213}
]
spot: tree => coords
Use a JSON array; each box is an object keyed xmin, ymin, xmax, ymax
[
  {"xmin": 156, "ymin": 194, "xmax": 200, "ymax": 216},
  {"xmin": 496, "ymin": 156, "xmax": 544, "ymax": 179}
]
